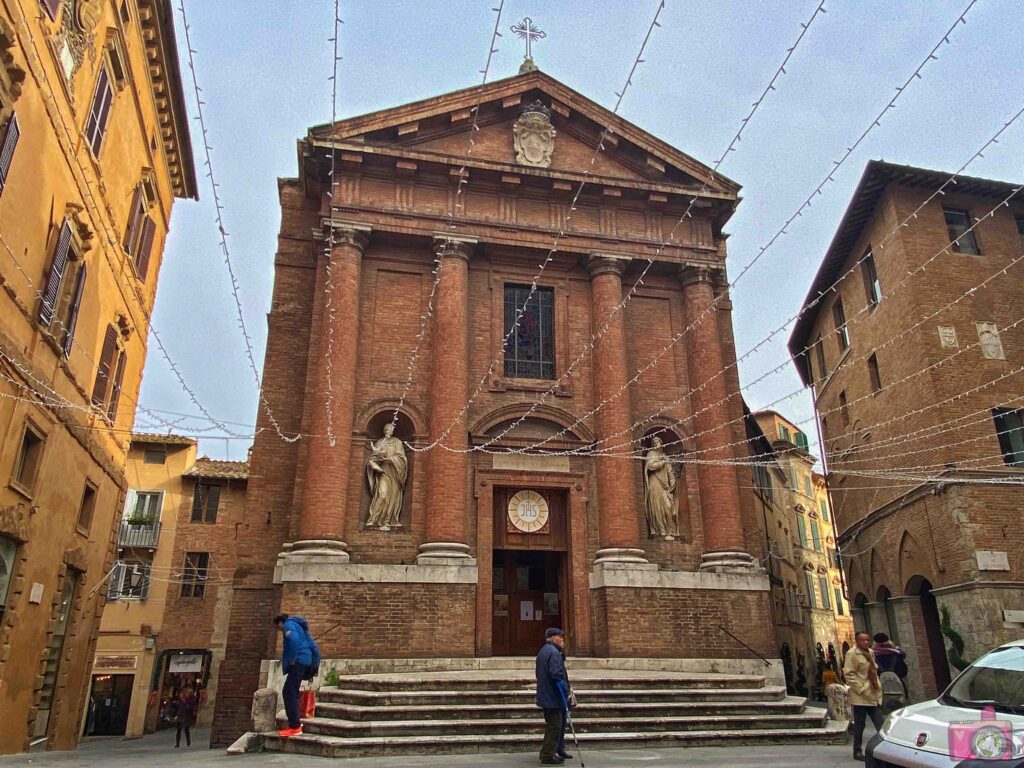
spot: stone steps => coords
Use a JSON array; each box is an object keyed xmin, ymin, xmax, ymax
[
  {"xmin": 265, "ymin": 720, "xmax": 850, "ymax": 758},
  {"xmin": 262, "ymin": 664, "xmax": 849, "ymax": 759},
  {"xmin": 332, "ymin": 671, "xmax": 766, "ymax": 692},
  {"xmin": 318, "ymin": 685, "xmax": 788, "ymax": 707},
  {"xmin": 286, "ymin": 710, "xmax": 828, "ymax": 738},
  {"xmin": 314, "ymin": 695, "xmax": 806, "ymax": 721}
]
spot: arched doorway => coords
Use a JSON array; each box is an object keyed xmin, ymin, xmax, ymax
[{"xmin": 906, "ymin": 577, "xmax": 951, "ymax": 695}]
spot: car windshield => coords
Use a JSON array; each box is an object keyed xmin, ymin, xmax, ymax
[{"xmin": 943, "ymin": 646, "xmax": 1024, "ymax": 713}]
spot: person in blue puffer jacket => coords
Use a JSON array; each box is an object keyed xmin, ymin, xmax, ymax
[{"xmin": 274, "ymin": 613, "xmax": 320, "ymax": 737}]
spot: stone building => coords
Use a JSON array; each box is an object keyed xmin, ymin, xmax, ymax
[
  {"xmin": 0, "ymin": 0, "xmax": 194, "ymax": 753},
  {"xmin": 745, "ymin": 408, "xmax": 803, "ymax": 689},
  {"xmin": 212, "ymin": 68, "xmax": 780, "ymax": 744},
  {"xmin": 750, "ymin": 410, "xmax": 853, "ymax": 692},
  {"xmin": 789, "ymin": 160, "xmax": 1024, "ymax": 702},
  {"xmin": 154, "ymin": 454, "xmax": 247, "ymax": 731},
  {"xmin": 89, "ymin": 434, "xmax": 197, "ymax": 739},
  {"xmin": 89, "ymin": 435, "xmax": 247, "ymax": 739}
]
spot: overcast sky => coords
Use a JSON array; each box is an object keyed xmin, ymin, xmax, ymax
[{"xmin": 137, "ymin": 0, "xmax": 1024, "ymax": 461}]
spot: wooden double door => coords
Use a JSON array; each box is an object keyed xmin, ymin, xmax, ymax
[{"xmin": 491, "ymin": 549, "xmax": 564, "ymax": 656}]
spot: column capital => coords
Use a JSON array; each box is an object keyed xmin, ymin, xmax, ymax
[
  {"xmin": 678, "ymin": 263, "xmax": 718, "ymax": 288},
  {"xmin": 319, "ymin": 219, "xmax": 371, "ymax": 252},
  {"xmin": 585, "ymin": 253, "xmax": 630, "ymax": 278},
  {"xmin": 433, "ymin": 233, "xmax": 477, "ymax": 262}
]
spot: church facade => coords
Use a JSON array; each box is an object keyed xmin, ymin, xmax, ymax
[{"xmin": 213, "ymin": 69, "xmax": 775, "ymax": 744}]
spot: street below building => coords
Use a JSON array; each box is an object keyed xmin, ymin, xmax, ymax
[{"xmin": 0, "ymin": 727, "xmax": 868, "ymax": 768}]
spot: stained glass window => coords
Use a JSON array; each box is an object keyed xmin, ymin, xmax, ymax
[{"xmin": 503, "ymin": 284, "xmax": 555, "ymax": 379}]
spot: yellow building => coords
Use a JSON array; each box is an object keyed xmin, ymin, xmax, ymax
[
  {"xmin": 752, "ymin": 411, "xmax": 853, "ymax": 694},
  {"xmin": 87, "ymin": 434, "xmax": 196, "ymax": 739},
  {"xmin": 0, "ymin": 0, "xmax": 194, "ymax": 753},
  {"xmin": 745, "ymin": 407, "xmax": 804, "ymax": 691}
]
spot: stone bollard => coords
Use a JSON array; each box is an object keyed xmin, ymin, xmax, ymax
[
  {"xmin": 826, "ymin": 683, "xmax": 853, "ymax": 722},
  {"xmin": 252, "ymin": 687, "xmax": 278, "ymax": 733}
]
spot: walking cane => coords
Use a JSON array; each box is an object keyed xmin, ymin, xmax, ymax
[{"xmin": 565, "ymin": 709, "xmax": 585, "ymax": 768}]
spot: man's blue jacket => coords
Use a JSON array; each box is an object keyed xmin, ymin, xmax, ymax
[
  {"xmin": 281, "ymin": 616, "xmax": 320, "ymax": 668},
  {"xmin": 535, "ymin": 640, "xmax": 569, "ymax": 710}
]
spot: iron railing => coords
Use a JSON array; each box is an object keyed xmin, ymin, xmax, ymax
[{"xmin": 118, "ymin": 521, "xmax": 161, "ymax": 549}]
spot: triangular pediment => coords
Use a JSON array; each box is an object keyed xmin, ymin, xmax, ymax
[
  {"xmin": 409, "ymin": 116, "xmax": 647, "ymax": 181},
  {"xmin": 309, "ymin": 70, "xmax": 739, "ymax": 196}
]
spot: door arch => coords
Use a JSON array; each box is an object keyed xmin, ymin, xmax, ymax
[{"xmin": 906, "ymin": 576, "xmax": 951, "ymax": 695}]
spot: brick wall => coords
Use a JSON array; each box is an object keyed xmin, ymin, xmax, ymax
[
  {"xmin": 591, "ymin": 586, "xmax": 775, "ymax": 660},
  {"xmin": 279, "ymin": 583, "xmax": 476, "ymax": 659}
]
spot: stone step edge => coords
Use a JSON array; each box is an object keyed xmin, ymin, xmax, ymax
[
  {"xmin": 314, "ymin": 696, "xmax": 809, "ymax": 716},
  {"xmin": 322, "ymin": 685, "xmax": 787, "ymax": 699},
  {"xmin": 265, "ymin": 720, "xmax": 849, "ymax": 750},
  {"xmin": 281, "ymin": 712, "xmax": 828, "ymax": 731}
]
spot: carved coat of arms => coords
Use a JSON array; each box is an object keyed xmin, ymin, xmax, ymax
[{"xmin": 513, "ymin": 100, "xmax": 556, "ymax": 168}]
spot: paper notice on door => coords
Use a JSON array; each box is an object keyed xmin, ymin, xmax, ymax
[{"xmin": 519, "ymin": 600, "xmax": 534, "ymax": 621}]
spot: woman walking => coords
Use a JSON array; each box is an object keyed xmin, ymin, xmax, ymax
[{"xmin": 175, "ymin": 685, "xmax": 198, "ymax": 748}]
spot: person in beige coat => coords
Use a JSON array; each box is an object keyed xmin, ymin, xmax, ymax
[{"xmin": 844, "ymin": 631, "xmax": 884, "ymax": 761}]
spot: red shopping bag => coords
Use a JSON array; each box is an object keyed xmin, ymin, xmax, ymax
[{"xmin": 299, "ymin": 689, "xmax": 316, "ymax": 719}]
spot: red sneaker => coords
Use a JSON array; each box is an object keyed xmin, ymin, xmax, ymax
[{"xmin": 277, "ymin": 726, "xmax": 303, "ymax": 738}]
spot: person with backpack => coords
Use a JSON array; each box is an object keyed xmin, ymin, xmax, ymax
[
  {"xmin": 872, "ymin": 632, "xmax": 908, "ymax": 714},
  {"xmin": 274, "ymin": 613, "xmax": 321, "ymax": 737}
]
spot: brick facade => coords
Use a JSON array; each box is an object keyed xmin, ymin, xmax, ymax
[
  {"xmin": 790, "ymin": 161, "xmax": 1024, "ymax": 701},
  {"xmin": 212, "ymin": 70, "xmax": 774, "ymax": 746}
]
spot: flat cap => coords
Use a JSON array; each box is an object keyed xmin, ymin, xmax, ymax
[{"xmin": 545, "ymin": 627, "xmax": 565, "ymax": 639}]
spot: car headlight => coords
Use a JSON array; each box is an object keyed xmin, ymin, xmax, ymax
[{"xmin": 878, "ymin": 709, "xmax": 903, "ymax": 740}]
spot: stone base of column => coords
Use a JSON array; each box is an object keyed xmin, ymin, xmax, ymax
[
  {"xmin": 273, "ymin": 540, "xmax": 350, "ymax": 583},
  {"xmin": 698, "ymin": 549, "xmax": 760, "ymax": 573},
  {"xmin": 594, "ymin": 547, "xmax": 650, "ymax": 566},
  {"xmin": 416, "ymin": 541, "xmax": 477, "ymax": 566}
]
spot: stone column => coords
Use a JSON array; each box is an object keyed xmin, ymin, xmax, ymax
[
  {"xmin": 417, "ymin": 235, "xmax": 477, "ymax": 565},
  {"xmin": 587, "ymin": 254, "xmax": 647, "ymax": 565},
  {"xmin": 680, "ymin": 265, "xmax": 755, "ymax": 571},
  {"xmin": 291, "ymin": 223, "xmax": 370, "ymax": 562}
]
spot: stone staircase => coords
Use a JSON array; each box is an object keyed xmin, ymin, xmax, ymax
[{"xmin": 264, "ymin": 661, "xmax": 848, "ymax": 758}]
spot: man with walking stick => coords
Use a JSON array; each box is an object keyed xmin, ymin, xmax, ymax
[{"xmin": 536, "ymin": 627, "xmax": 575, "ymax": 765}]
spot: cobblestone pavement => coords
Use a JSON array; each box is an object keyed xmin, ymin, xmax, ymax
[{"xmin": 1, "ymin": 727, "xmax": 869, "ymax": 768}]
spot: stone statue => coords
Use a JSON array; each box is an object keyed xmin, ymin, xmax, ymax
[
  {"xmin": 643, "ymin": 436, "xmax": 678, "ymax": 539},
  {"xmin": 365, "ymin": 423, "xmax": 408, "ymax": 531}
]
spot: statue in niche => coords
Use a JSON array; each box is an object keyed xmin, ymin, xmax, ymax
[
  {"xmin": 643, "ymin": 436, "xmax": 679, "ymax": 539},
  {"xmin": 365, "ymin": 423, "xmax": 408, "ymax": 531}
]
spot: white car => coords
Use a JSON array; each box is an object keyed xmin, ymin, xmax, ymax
[{"xmin": 867, "ymin": 639, "xmax": 1024, "ymax": 767}]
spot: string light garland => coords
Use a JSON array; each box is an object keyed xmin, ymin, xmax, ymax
[
  {"xmin": 476, "ymin": 0, "xmax": 831, "ymax": 453},
  {"xmin": 402, "ymin": 0, "xmax": 669, "ymax": 454},
  {"xmin": 388, "ymin": 1, "xmax": 507, "ymax": 433},
  {"xmin": 499, "ymin": 0, "xmax": 982, "ymax": 454},
  {"xmin": 320, "ymin": 0, "xmax": 345, "ymax": 447},
  {"xmin": 1, "ymin": 7, "xmax": 235, "ymax": 440},
  {"xmin": 176, "ymin": 0, "xmax": 300, "ymax": 443}
]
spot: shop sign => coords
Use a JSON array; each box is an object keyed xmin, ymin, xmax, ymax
[{"xmin": 168, "ymin": 654, "xmax": 204, "ymax": 674}]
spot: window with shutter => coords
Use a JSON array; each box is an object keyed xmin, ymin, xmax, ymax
[
  {"xmin": 135, "ymin": 216, "xmax": 156, "ymax": 281},
  {"xmin": 92, "ymin": 325, "xmax": 119, "ymax": 406},
  {"xmin": 85, "ymin": 68, "xmax": 114, "ymax": 156},
  {"xmin": 107, "ymin": 349, "xmax": 126, "ymax": 422},
  {"xmin": 61, "ymin": 264, "xmax": 87, "ymax": 358},
  {"xmin": 123, "ymin": 185, "xmax": 144, "ymax": 253},
  {"xmin": 38, "ymin": 222, "xmax": 73, "ymax": 326},
  {"xmin": 0, "ymin": 112, "xmax": 20, "ymax": 197}
]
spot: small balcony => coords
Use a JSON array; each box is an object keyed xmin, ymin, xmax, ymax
[{"xmin": 118, "ymin": 521, "xmax": 161, "ymax": 550}]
